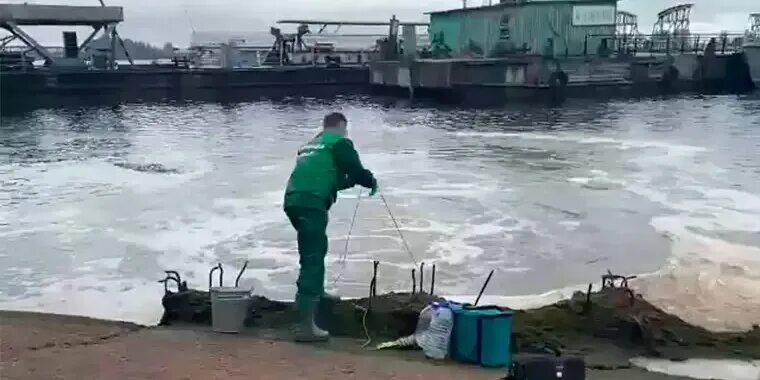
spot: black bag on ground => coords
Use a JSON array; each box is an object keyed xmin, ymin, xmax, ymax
[{"xmin": 509, "ymin": 354, "xmax": 585, "ymax": 380}]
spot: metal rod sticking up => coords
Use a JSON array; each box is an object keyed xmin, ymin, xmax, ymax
[
  {"xmin": 368, "ymin": 261, "xmax": 380, "ymax": 310},
  {"xmin": 412, "ymin": 269, "xmax": 416, "ymax": 294},
  {"xmin": 419, "ymin": 262, "xmax": 425, "ymax": 294},
  {"xmin": 474, "ymin": 269, "xmax": 495, "ymax": 306},
  {"xmin": 430, "ymin": 264, "xmax": 436, "ymax": 295},
  {"xmin": 235, "ymin": 260, "xmax": 249, "ymax": 288},
  {"xmin": 371, "ymin": 260, "xmax": 379, "ymax": 297},
  {"xmin": 362, "ymin": 261, "xmax": 380, "ymax": 349}
]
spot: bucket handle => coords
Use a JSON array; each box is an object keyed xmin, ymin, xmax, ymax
[
  {"xmin": 209, "ymin": 263, "xmax": 224, "ymax": 289},
  {"xmin": 235, "ymin": 260, "xmax": 249, "ymax": 288}
]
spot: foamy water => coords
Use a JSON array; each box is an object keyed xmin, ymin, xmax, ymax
[
  {"xmin": 2, "ymin": 98, "xmax": 759, "ymax": 355},
  {"xmin": 630, "ymin": 358, "xmax": 760, "ymax": 380}
]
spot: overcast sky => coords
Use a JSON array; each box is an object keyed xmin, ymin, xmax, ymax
[{"xmin": 2, "ymin": 0, "xmax": 757, "ymax": 46}]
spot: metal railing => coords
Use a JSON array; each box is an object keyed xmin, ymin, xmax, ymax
[
  {"xmin": 583, "ymin": 33, "xmax": 747, "ymax": 56},
  {"xmin": 2, "ymin": 45, "xmax": 65, "ymax": 58}
]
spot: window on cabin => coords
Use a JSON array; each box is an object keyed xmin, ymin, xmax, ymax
[{"xmin": 499, "ymin": 14, "xmax": 511, "ymax": 40}]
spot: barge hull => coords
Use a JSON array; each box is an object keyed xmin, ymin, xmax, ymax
[
  {"xmin": 1, "ymin": 66, "xmax": 370, "ymax": 112},
  {"xmin": 370, "ymin": 53, "xmax": 758, "ymax": 106},
  {"xmin": 746, "ymin": 46, "xmax": 760, "ymax": 87}
]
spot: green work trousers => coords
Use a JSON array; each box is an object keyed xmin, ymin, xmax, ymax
[{"xmin": 285, "ymin": 206, "xmax": 329, "ymax": 305}]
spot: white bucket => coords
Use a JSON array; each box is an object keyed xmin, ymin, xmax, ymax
[{"xmin": 210, "ymin": 287, "xmax": 252, "ymax": 333}]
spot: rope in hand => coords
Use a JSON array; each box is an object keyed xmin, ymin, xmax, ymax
[
  {"xmin": 379, "ymin": 193, "xmax": 418, "ymax": 267},
  {"xmin": 328, "ymin": 190, "xmax": 417, "ymax": 349},
  {"xmin": 330, "ymin": 188, "xmax": 363, "ymax": 287},
  {"xmin": 359, "ymin": 194, "xmax": 418, "ymax": 349},
  {"xmin": 332, "ymin": 191, "xmax": 417, "ymax": 285}
]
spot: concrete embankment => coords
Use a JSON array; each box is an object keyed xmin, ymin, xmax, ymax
[{"xmin": 0, "ymin": 310, "xmax": 692, "ymax": 380}]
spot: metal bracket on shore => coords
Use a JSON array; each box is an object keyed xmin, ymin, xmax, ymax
[
  {"xmin": 158, "ymin": 270, "xmax": 188, "ymax": 294},
  {"xmin": 601, "ymin": 270, "xmax": 637, "ymax": 289},
  {"xmin": 601, "ymin": 270, "xmax": 638, "ymax": 306}
]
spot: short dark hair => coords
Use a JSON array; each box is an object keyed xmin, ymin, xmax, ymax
[{"xmin": 323, "ymin": 112, "xmax": 347, "ymax": 128}]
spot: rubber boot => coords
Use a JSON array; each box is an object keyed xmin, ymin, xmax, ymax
[{"xmin": 294, "ymin": 295, "xmax": 329, "ymax": 343}]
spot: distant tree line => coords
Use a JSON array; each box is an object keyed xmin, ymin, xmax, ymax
[{"xmin": 114, "ymin": 39, "xmax": 176, "ymax": 60}]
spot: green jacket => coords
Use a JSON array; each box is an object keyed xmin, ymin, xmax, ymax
[{"xmin": 284, "ymin": 131, "xmax": 375, "ymax": 210}]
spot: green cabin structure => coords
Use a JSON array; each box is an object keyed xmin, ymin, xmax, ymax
[{"xmin": 427, "ymin": 0, "xmax": 618, "ymax": 58}]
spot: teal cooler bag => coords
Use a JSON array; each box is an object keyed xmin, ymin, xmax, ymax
[{"xmin": 451, "ymin": 306, "xmax": 513, "ymax": 368}]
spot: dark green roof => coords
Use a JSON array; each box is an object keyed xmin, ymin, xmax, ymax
[{"xmin": 426, "ymin": 0, "xmax": 617, "ymax": 16}]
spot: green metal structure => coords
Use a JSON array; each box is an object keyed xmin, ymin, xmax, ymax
[{"xmin": 427, "ymin": 0, "xmax": 618, "ymax": 57}]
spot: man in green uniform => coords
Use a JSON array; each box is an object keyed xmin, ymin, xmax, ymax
[{"xmin": 284, "ymin": 112, "xmax": 377, "ymax": 342}]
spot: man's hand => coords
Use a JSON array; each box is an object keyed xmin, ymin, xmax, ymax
[{"xmin": 369, "ymin": 177, "xmax": 378, "ymax": 197}]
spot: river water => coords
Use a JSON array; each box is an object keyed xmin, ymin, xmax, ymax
[{"xmin": 1, "ymin": 95, "xmax": 759, "ymax": 334}]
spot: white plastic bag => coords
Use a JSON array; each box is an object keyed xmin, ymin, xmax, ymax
[{"xmin": 414, "ymin": 302, "xmax": 455, "ymax": 360}]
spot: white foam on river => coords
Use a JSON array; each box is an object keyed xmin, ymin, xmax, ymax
[{"xmin": 2, "ymin": 97, "xmax": 760, "ymax": 379}]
